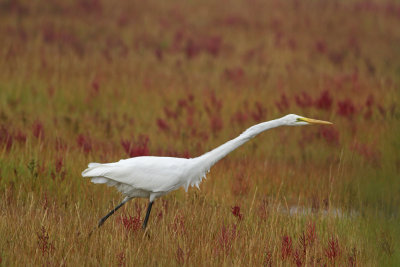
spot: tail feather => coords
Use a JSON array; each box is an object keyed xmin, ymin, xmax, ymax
[
  {"xmin": 82, "ymin": 163, "xmax": 108, "ymax": 177},
  {"xmin": 88, "ymin": 162, "xmax": 101, "ymax": 168},
  {"xmin": 91, "ymin": 177, "xmax": 109, "ymax": 184},
  {"xmin": 82, "ymin": 163, "xmax": 120, "ymax": 187}
]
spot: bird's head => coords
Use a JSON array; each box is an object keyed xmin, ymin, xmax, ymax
[{"xmin": 282, "ymin": 114, "xmax": 333, "ymax": 126}]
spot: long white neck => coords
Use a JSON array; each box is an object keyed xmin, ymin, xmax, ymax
[{"xmin": 194, "ymin": 118, "xmax": 284, "ymax": 172}]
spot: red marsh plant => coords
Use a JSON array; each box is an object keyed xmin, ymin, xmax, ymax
[
  {"xmin": 263, "ymin": 246, "xmax": 273, "ymax": 267},
  {"xmin": 295, "ymin": 92, "xmax": 313, "ymax": 109},
  {"xmin": 36, "ymin": 226, "xmax": 55, "ymax": 257},
  {"xmin": 315, "ymin": 90, "xmax": 333, "ymax": 110},
  {"xmin": 51, "ymin": 157, "xmax": 66, "ymax": 181},
  {"xmin": 216, "ymin": 223, "xmax": 237, "ymax": 255},
  {"xmin": 163, "ymin": 106, "xmax": 178, "ymax": 120},
  {"xmin": 348, "ymin": 247, "xmax": 357, "ymax": 267},
  {"xmin": 306, "ymin": 221, "xmax": 316, "ymax": 247},
  {"xmin": 156, "ymin": 199, "xmax": 169, "ymax": 221},
  {"xmin": 325, "ymin": 236, "xmax": 341, "ymax": 262},
  {"xmin": 230, "ymin": 110, "xmax": 249, "ymax": 126},
  {"xmin": 118, "ymin": 214, "xmax": 141, "ymax": 233},
  {"xmin": 291, "ymin": 231, "xmax": 310, "ymax": 266},
  {"xmin": 202, "ymin": 35, "xmax": 222, "ymax": 57},
  {"xmin": 314, "ymin": 40, "xmax": 327, "ymax": 54},
  {"xmin": 116, "ymin": 251, "xmax": 126, "ymax": 267},
  {"xmin": 210, "ymin": 114, "xmax": 224, "ymax": 135},
  {"xmin": 156, "ymin": 118, "xmax": 170, "ymax": 132},
  {"xmin": 121, "ymin": 134, "xmax": 150, "ymax": 157},
  {"xmin": 351, "ymin": 140, "xmax": 381, "ymax": 167},
  {"xmin": 231, "ymin": 205, "xmax": 243, "ymax": 221},
  {"xmin": 16, "ymin": 131, "xmax": 26, "ymax": 145},
  {"xmin": 185, "ymin": 38, "xmax": 201, "ymax": 59},
  {"xmin": 231, "ymin": 171, "xmax": 250, "ymax": 196},
  {"xmin": 204, "ymin": 91, "xmax": 224, "ymax": 135},
  {"xmin": 298, "ymin": 232, "xmax": 307, "ymax": 258},
  {"xmin": 55, "ymin": 137, "xmax": 68, "ymax": 152},
  {"xmin": 318, "ymin": 126, "xmax": 340, "ymax": 146},
  {"xmin": 337, "ymin": 99, "xmax": 356, "ymax": 118},
  {"xmin": 32, "ymin": 120, "xmax": 44, "ymax": 139},
  {"xmin": 364, "ymin": 94, "xmax": 375, "ymax": 120},
  {"xmin": 281, "ymin": 235, "xmax": 293, "ymax": 261},
  {"xmin": 224, "ymin": 67, "xmax": 245, "ymax": 85},
  {"xmin": 275, "ymin": 93, "xmax": 290, "ymax": 112},
  {"xmin": 257, "ymin": 198, "xmax": 269, "ymax": 221},
  {"xmin": 176, "ymin": 245, "xmax": 185, "ymax": 265},
  {"xmin": 42, "ymin": 192, "xmax": 49, "ymax": 211},
  {"xmin": 0, "ymin": 125, "xmax": 13, "ymax": 152},
  {"xmin": 76, "ymin": 134, "xmax": 92, "ymax": 154},
  {"xmin": 251, "ymin": 101, "xmax": 267, "ymax": 122},
  {"xmin": 171, "ymin": 212, "xmax": 186, "ymax": 236},
  {"xmin": 292, "ymin": 248, "xmax": 303, "ymax": 267}
]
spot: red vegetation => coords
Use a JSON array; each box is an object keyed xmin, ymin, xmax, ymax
[
  {"xmin": 91, "ymin": 79, "xmax": 100, "ymax": 94},
  {"xmin": 184, "ymin": 34, "xmax": 223, "ymax": 59},
  {"xmin": 231, "ymin": 171, "xmax": 250, "ymax": 196},
  {"xmin": 36, "ymin": 226, "xmax": 55, "ymax": 257},
  {"xmin": 210, "ymin": 115, "xmax": 224, "ymax": 134},
  {"xmin": 157, "ymin": 118, "xmax": 170, "ymax": 132},
  {"xmin": 295, "ymin": 92, "xmax": 313, "ymax": 108},
  {"xmin": 337, "ymin": 99, "xmax": 356, "ymax": 118},
  {"xmin": 251, "ymin": 102, "xmax": 267, "ymax": 122},
  {"xmin": 224, "ymin": 67, "xmax": 245, "ymax": 84},
  {"xmin": 118, "ymin": 214, "xmax": 141, "ymax": 233},
  {"xmin": 314, "ymin": 40, "xmax": 327, "ymax": 54},
  {"xmin": 230, "ymin": 110, "xmax": 249, "ymax": 126},
  {"xmin": 55, "ymin": 137, "xmax": 68, "ymax": 152},
  {"xmin": 204, "ymin": 91, "xmax": 224, "ymax": 135},
  {"xmin": 318, "ymin": 127, "xmax": 340, "ymax": 146},
  {"xmin": 292, "ymin": 249, "xmax": 303, "ymax": 267},
  {"xmin": 281, "ymin": 235, "xmax": 293, "ymax": 260},
  {"xmin": 116, "ymin": 251, "xmax": 126, "ymax": 267},
  {"xmin": 217, "ymin": 224, "xmax": 237, "ymax": 254},
  {"xmin": 231, "ymin": 206, "xmax": 243, "ymax": 221},
  {"xmin": 315, "ymin": 90, "xmax": 333, "ymax": 110},
  {"xmin": 306, "ymin": 221, "xmax": 317, "ymax": 246},
  {"xmin": 263, "ymin": 246, "xmax": 273, "ymax": 267},
  {"xmin": 176, "ymin": 246, "xmax": 185, "ymax": 265},
  {"xmin": 325, "ymin": 236, "xmax": 341, "ymax": 261},
  {"xmin": 76, "ymin": 134, "xmax": 92, "ymax": 154},
  {"xmin": 275, "ymin": 93, "xmax": 290, "ymax": 112},
  {"xmin": 121, "ymin": 135, "xmax": 150, "ymax": 157},
  {"xmin": 348, "ymin": 247, "xmax": 357, "ymax": 267},
  {"xmin": 51, "ymin": 157, "xmax": 66, "ymax": 181},
  {"xmin": 171, "ymin": 213, "xmax": 186, "ymax": 235},
  {"xmin": 0, "ymin": 125, "xmax": 13, "ymax": 151},
  {"xmin": 351, "ymin": 140, "xmax": 381, "ymax": 167},
  {"xmin": 14, "ymin": 130, "xmax": 26, "ymax": 145},
  {"xmin": 32, "ymin": 120, "xmax": 44, "ymax": 139}
]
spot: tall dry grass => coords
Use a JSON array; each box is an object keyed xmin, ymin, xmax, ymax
[{"xmin": 1, "ymin": 0, "xmax": 400, "ymax": 265}]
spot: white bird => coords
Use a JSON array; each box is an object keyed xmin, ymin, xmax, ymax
[{"xmin": 82, "ymin": 114, "xmax": 332, "ymax": 230}]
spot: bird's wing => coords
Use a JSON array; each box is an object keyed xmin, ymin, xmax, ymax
[{"xmin": 82, "ymin": 157, "xmax": 189, "ymax": 192}]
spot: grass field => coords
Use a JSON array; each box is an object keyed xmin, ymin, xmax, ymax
[{"xmin": 1, "ymin": 0, "xmax": 400, "ymax": 265}]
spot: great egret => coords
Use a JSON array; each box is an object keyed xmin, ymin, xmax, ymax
[{"xmin": 82, "ymin": 114, "xmax": 332, "ymax": 230}]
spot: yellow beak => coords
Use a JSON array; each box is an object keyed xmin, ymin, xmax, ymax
[{"xmin": 299, "ymin": 117, "xmax": 333, "ymax": 125}]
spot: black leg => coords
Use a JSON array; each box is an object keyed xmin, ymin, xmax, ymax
[
  {"xmin": 98, "ymin": 197, "xmax": 130, "ymax": 228},
  {"xmin": 142, "ymin": 201, "xmax": 153, "ymax": 229}
]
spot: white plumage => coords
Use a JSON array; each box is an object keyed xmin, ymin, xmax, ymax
[
  {"xmin": 82, "ymin": 114, "xmax": 332, "ymax": 230},
  {"xmin": 83, "ymin": 157, "xmax": 203, "ymax": 201}
]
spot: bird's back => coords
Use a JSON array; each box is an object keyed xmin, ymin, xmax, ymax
[{"xmin": 82, "ymin": 156, "xmax": 194, "ymax": 197}]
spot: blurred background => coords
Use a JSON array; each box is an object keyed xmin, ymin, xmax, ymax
[{"xmin": 1, "ymin": 0, "xmax": 399, "ymax": 265}]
